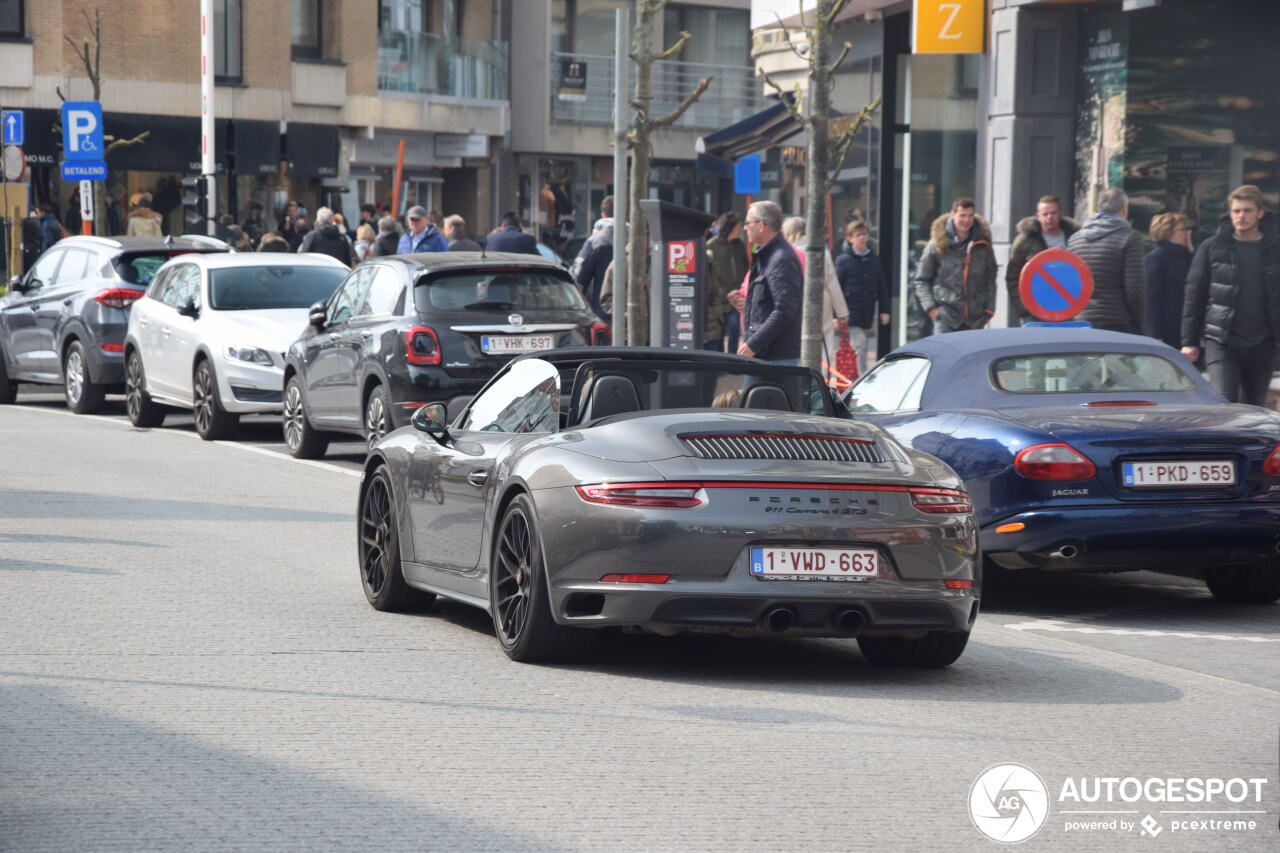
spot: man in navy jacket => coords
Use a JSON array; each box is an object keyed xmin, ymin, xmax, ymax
[
  {"xmin": 737, "ymin": 200, "xmax": 802, "ymax": 363},
  {"xmin": 484, "ymin": 212, "xmax": 540, "ymax": 255}
]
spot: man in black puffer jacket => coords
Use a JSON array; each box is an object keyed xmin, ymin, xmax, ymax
[
  {"xmin": 1181, "ymin": 185, "xmax": 1280, "ymax": 406},
  {"xmin": 297, "ymin": 207, "xmax": 353, "ymax": 265},
  {"xmin": 738, "ymin": 200, "xmax": 802, "ymax": 363},
  {"xmin": 1067, "ymin": 188, "xmax": 1145, "ymax": 332}
]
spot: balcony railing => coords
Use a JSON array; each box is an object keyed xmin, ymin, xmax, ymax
[
  {"xmin": 550, "ymin": 52, "xmax": 765, "ymax": 130},
  {"xmin": 378, "ymin": 30, "xmax": 509, "ymax": 101}
]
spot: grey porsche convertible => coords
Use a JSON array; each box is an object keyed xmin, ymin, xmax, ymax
[{"xmin": 356, "ymin": 348, "xmax": 979, "ymax": 667}]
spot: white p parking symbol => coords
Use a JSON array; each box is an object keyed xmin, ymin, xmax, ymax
[{"xmin": 67, "ymin": 110, "xmax": 98, "ymax": 153}]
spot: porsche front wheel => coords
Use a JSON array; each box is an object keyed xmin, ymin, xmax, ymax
[
  {"xmin": 358, "ymin": 467, "xmax": 434, "ymax": 612},
  {"xmin": 491, "ymin": 494, "xmax": 596, "ymax": 663}
]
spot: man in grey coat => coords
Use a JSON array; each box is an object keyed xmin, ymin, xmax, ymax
[
  {"xmin": 1067, "ymin": 188, "xmax": 1145, "ymax": 333},
  {"xmin": 913, "ymin": 197, "xmax": 998, "ymax": 333}
]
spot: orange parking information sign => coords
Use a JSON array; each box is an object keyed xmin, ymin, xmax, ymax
[{"xmin": 914, "ymin": 0, "xmax": 985, "ymax": 54}]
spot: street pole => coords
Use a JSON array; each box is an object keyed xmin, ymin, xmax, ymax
[
  {"xmin": 200, "ymin": 0, "xmax": 216, "ymax": 234},
  {"xmin": 611, "ymin": 6, "xmax": 629, "ymax": 345},
  {"xmin": 80, "ymin": 180, "xmax": 93, "ymax": 235}
]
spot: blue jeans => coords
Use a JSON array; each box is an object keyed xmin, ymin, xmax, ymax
[
  {"xmin": 770, "ymin": 357, "xmax": 799, "ymax": 366},
  {"xmin": 723, "ymin": 311, "xmax": 741, "ymax": 352}
]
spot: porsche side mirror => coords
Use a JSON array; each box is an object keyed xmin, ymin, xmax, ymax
[
  {"xmin": 308, "ymin": 300, "xmax": 327, "ymax": 328},
  {"xmin": 178, "ymin": 297, "xmax": 200, "ymax": 319},
  {"xmin": 411, "ymin": 402, "xmax": 451, "ymax": 445}
]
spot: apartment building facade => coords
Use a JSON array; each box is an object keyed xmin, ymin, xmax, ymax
[{"xmin": 0, "ymin": 0, "xmax": 509, "ymax": 236}]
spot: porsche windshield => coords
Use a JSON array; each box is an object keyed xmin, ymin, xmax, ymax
[
  {"xmin": 567, "ymin": 360, "xmax": 836, "ymax": 420},
  {"xmin": 208, "ymin": 266, "xmax": 346, "ymax": 310},
  {"xmin": 418, "ymin": 270, "xmax": 587, "ymax": 312},
  {"xmin": 992, "ymin": 352, "xmax": 1196, "ymax": 394}
]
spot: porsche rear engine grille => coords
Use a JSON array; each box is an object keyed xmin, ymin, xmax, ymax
[{"xmin": 680, "ymin": 433, "xmax": 885, "ymax": 463}]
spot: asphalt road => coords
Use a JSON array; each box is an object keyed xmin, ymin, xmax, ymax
[{"xmin": 2, "ymin": 390, "xmax": 1278, "ymax": 852}]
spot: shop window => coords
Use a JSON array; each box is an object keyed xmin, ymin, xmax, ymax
[
  {"xmin": 292, "ymin": 0, "xmax": 322, "ymax": 59},
  {"xmin": 215, "ymin": 0, "xmax": 242, "ymax": 82},
  {"xmin": 0, "ymin": 0, "xmax": 23, "ymax": 39}
]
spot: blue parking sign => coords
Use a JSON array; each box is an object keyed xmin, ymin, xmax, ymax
[
  {"xmin": 1, "ymin": 109, "xmax": 23, "ymax": 146},
  {"xmin": 61, "ymin": 101, "xmax": 104, "ymax": 161}
]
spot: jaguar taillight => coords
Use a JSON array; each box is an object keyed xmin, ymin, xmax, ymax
[
  {"xmin": 576, "ymin": 482, "xmax": 705, "ymax": 508},
  {"xmin": 1014, "ymin": 443, "xmax": 1096, "ymax": 481},
  {"xmin": 404, "ymin": 326, "xmax": 441, "ymax": 366},
  {"xmin": 1263, "ymin": 444, "xmax": 1280, "ymax": 478}
]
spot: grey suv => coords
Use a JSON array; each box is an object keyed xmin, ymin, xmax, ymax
[{"xmin": 0, "ymin": 235, "xmax": 228, "ymax": 412}]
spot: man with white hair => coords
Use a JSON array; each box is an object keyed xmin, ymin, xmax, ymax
[
  {"xmin": 738, "ymin": 200, "xmax": 802, "ymax": 363},
  {"xmin": 298, "ymin": 206, "xmax": 354, "ymax": 265}
]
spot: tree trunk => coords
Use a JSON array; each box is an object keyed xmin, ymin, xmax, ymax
[
  {"xmin": 624, "ymin": 12, "xmax": 656, "ymax": 347},
  {"xmin": 799, "ymin": 4, "xmax": 834, "ymax": 370}
]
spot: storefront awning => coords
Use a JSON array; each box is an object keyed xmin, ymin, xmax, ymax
[
  {"xmin": 285, "ymin": 124, "xmax": 340, "ymax": 177},
  {"xmin": 695, "ymin": 96, "xmax": 804, "ymax": 178}
]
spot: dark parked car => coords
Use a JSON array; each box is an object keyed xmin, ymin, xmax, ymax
[
  {"xmin": 281, "ymin": 252, "xmax": 609, "ymax": 458},
  {"xmin": 0, "ymin": 235, "xmax": 229, "ymax": 411},
  {"xmin": 844, "ymin": 328, "xmax": 1280, "ymax": 603}
]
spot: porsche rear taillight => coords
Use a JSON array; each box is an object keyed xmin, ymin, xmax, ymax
[
  {"xmin": 1263, "ymin": 444, "xmax": 1280, "ymax": 478},
  {"xmin": 576, "ymin": 482, "xmax": 705, "ymax": 508},
  {"xmin": 909, "ymin": 487, "xmax": 973, "ymax": 514},
  {"xmin": 1014, "ymin": 443, "xmax": 1096, "ymax": 481},
  {"xmin": 94, "ymin": 288, "xmax": 144, "ymax": 310},
  {"xmin": 590, "ymin": 322, "xmax": 611, "ymax": 346},
  {"xmin": 404, "ymin": 326, "xmax": 441, "ymax": 366}
]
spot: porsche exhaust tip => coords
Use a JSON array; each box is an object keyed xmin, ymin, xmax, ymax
[
  {"xmin": 760, "ymin": 606, "xmax": 796, "ymax": 632},
  {"xmin": 830, "ymin": 608, "xmax": 866, "ymax": 635}
]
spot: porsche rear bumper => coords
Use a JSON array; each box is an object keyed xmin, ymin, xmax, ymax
[{"xmin": 982, "ymin": 503, "xmax": 1280, "ymax": 572}]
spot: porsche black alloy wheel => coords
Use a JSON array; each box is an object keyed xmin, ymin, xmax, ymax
[
  {"xmin": 192, "ymin": 359, "xmax": 239, "ymax": 441},
  {"xmin": 64, "ymin": 340, "xmax": 106, "ymax": 414},
  {"xmin": 491, "ymin": 494, "xmax": 596, "ymax": 663},
  {"xmin": 365, "ymin": 384, "xmax": 392, "ymax": 449},
  {"xmin": 282, "ymin": 375, "xmax": 329, "ymax": 459},
  {"xmin": 359, "ymin": 467, "xmax": 434, "ymax": 612},
  {"xmin": 1204, "ymin": 561, "xmax": 1280, "ymax": 604},
  {"xmin": 857, "ymin": 630, "xmax": 970, "ymax": 668},
  {"xmin": 125, "ymin": 351, "xmax": 165, "ymax": 427}
]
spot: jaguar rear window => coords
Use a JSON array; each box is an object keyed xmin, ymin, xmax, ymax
[{"xmin": 992, "ymin": 352, "xmax": 1195, "ymax": 394}]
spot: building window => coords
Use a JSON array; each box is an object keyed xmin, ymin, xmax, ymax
[
  {"xmin": 215, "ymin": 0, "xmax": 242, "ymax": 81},
  {"xmin": 0, "ymin": 0, "xmax": 23, "ymax": 39},
  {"xmin": 292, "ymin": 0, "xmax": 322, "ymax": 59}
]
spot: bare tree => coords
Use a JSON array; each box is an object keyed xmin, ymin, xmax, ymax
[
  {"xmin": 56, "ymin": 8, "xmax": 150, "ymax": 235},
  {"xmin": 623, "ymin": 0, "xmax": 713, "ymax": 346},
  {"xmin": 759, "ymin": 0, "xmax": 881, "ymax": 370}
]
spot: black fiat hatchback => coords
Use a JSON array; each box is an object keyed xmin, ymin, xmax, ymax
[{"xmin": 281, "ymin": 252, "xmax": 609, "ymax": 457}]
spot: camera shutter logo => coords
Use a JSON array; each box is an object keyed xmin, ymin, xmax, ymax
[{"xmin": 969, "ymin": 763, "xmax": 1050, "ymax": 843}]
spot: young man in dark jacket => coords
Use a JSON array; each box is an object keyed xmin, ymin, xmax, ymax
[
  {"xmin": 913, "ymin": 198, "xmax": 998, "ymax": 333},
  {"xmin": 836, "ymin": 221, "xmax": 891, "ymax": 369},
  {"xmin": 1181, "ymin": 185, "xmax": 1280, "ymax": 406},
  {"xmin": 738, "ymin": 201, "xmax": 802, "ymax": 363},
  {"xmin": 297, "ymin": 207, "xmax": 353, "ymax": 264},
  {"xmin": 1006, "ymin": 196, "xmax": 1079, "ymax": 324},
  {"xmin": 1067, "ymin": 188, "xmax": 1145, "ymax": 332}
]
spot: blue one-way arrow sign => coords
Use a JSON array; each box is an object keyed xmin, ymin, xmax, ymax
[{"xmin": 1, "ymin": 109, "xmax": 23, "ymax": 146}]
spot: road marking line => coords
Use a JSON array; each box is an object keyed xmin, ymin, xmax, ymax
[
  {"xmin": 1003, "ymin": 617, "xmax": 1280, "ymax": 643},
  {"xmin": 8, "ymin": 402, "xmax": 361, "ymax": 479}
]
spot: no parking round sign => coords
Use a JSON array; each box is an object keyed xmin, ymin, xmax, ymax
[{"xmin": 1018, "ymin": 249, "xmax": 1094, "ymax": 323}]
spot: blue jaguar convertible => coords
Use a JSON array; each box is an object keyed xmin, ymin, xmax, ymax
[{"xmin": 844, "ymin": 328, "xmax": 1280, "ymax": 603}]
